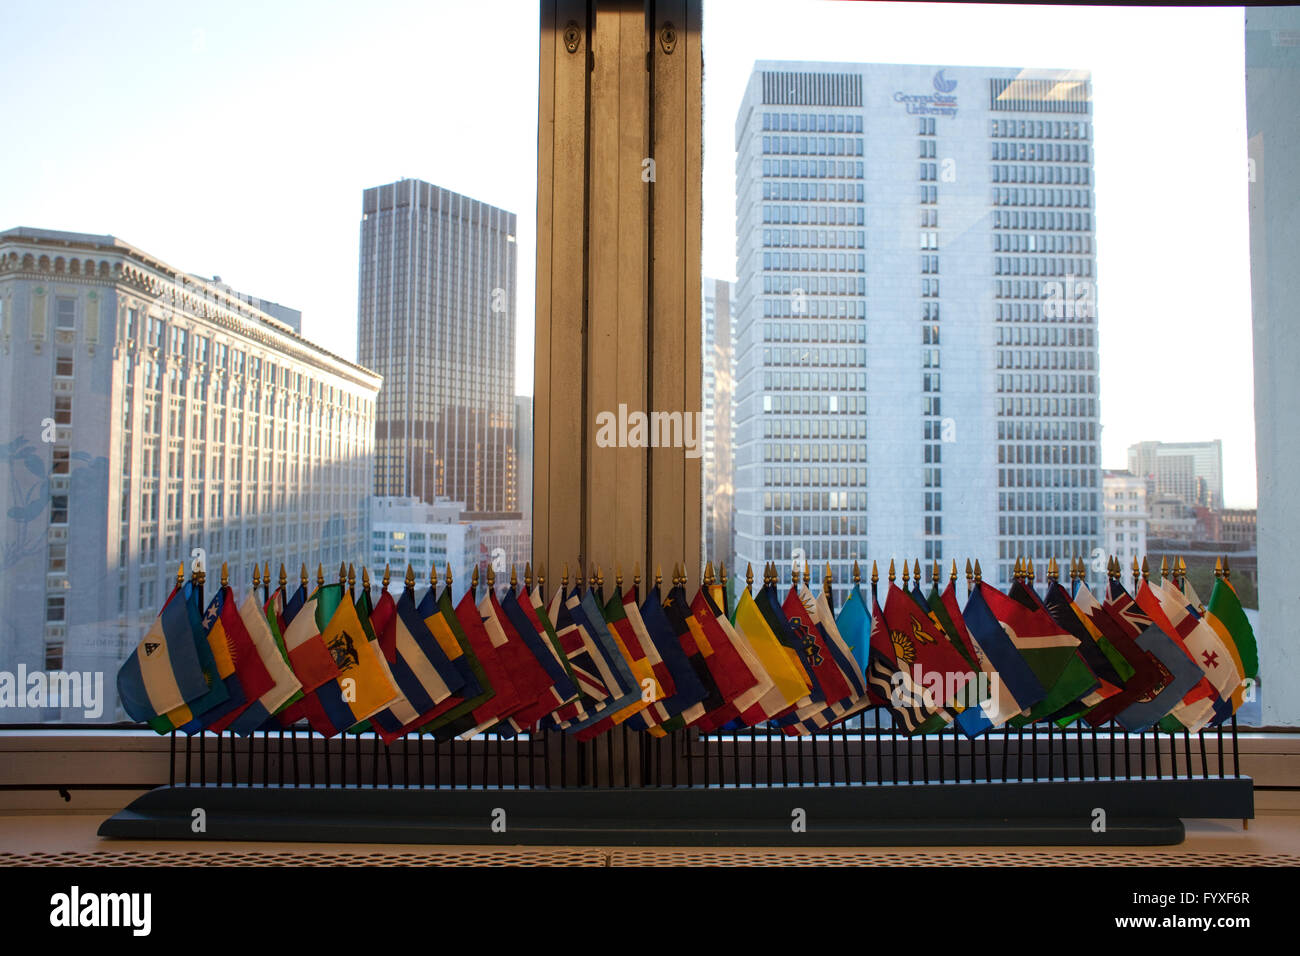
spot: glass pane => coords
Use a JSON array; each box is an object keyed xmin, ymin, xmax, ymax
[
  {"xmin": 704, "ymin": 2, "xmax": 1269, "ymax": 722},
  {"xmin": 0, "ymin": 2, "xmax": 536, "ymax": 723}
]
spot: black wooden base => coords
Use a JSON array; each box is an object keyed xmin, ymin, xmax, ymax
[{"xmin": 98, "ymin": 777, "xmax": 1252, "ymax": 846}]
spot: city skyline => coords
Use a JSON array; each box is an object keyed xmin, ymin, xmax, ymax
[{"xmin": 0, "ymin": 2, "xmax": 1256, "ymax": 507}]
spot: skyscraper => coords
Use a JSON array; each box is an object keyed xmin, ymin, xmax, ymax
[
  {"xmin": 733, "ymin": 63, "xmax": 1102, "ymax": 589},
  {"xmin": 0, "ymin": 227, "xmax": 380, "ymax": 721},
  {"xmin": 357, "ymin": 179, "xmax": 519, "ymax": 517},
  {"xmin": 1127, "ymin": 439, "xmax": 1224, "ymax": 510}
]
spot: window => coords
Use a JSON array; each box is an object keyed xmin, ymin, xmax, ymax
[
  {"xmin": 55, "ymin": 297, "xmax": 76, "ymax": 329},
  {"xmin": 53, "ymin": 395, "xmax": 72, "ymax": 425},
  {"xmin": 55, "ymin": 351, "xmax": 73, "ymax": 376},
  {"xmin": 50, "ymin": 495, "xmax": 68, "ymax": 524},
  {"xmin": 45, "ymin": 594, "xmax": 65, "ymax": 622}
]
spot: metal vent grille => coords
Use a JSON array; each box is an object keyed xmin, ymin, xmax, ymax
[
  {"xmin": 608, "ymin": 848, "xmax": 1300, "ymax": 867},
  {"xmin": 3, "ymin": 848, "xmax": 1295, "ymax": 867},
  {"xmin": 0, "ymin": 848, "xmax": 605, "ymax": 867}
]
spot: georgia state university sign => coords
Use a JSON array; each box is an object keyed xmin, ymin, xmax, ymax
[{"xmin": 894, "ymin": 69, "xmax": 958, "ymax": 117}]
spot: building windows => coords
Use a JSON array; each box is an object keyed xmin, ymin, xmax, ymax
[
  {"xmin": 53, "ymin": 395, "xmax": 72, "ymax": 426},
  {"xmin": 45, "ymin": 594, "xmax": 66, "ymax": 623},
  {"xmin": 55, "ymin": 297, "xmax": 76, "ymax": 330},
  {"xmin": 55, "ymin": 351, "xmax": 74, "ymax": 377}
]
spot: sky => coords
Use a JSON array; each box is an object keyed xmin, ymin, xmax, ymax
[{"xmin": 1, "ymin": 1, "xmax": 1256, "ymax": 507}]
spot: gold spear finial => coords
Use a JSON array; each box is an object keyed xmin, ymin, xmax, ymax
[
  {"xmin": 932, "ymin": 560, "xmax": 941, "ymax": 585},
  {"xmin": 1176, "ymin": 556, "xmax": 1187, "ymax": 581},
  {"xmin": 950, "ymin": 558, "xmax": 958, "ymax": 584},
  {"xmin": 633, "ymin": 562, "xmax": 641, "ymax": 588},
  {"xmin": 1141, "ymin": 555, "xmax": 1150, "ymax": 582},
  {"xmin": 1047, "ymin": 556, "xmax": 1058, "ymax": 582},
  {"xmin": 524, "ymin": 561, "xmax": 533, "ymax": 589},
  {"xmin": 487, "ymin": 564, "xmax": 496, "ymax": 590},
  {"xmin": 194, "ymin": 563, "xmax": 206, "ymax": 588},
  {"xmin": 301, "ymin": 563, "xmax": 309, "ymax": 588},
  {"xmin": 719, "ymin": 561, "xmax": 728, "ymax": 587},
  {"xmin": 264, "ymin": 561, "xmax": 271, "ymax": 590},
  {"xmin": 279, "ymin": 563, "xmax": 288, "ymax": 589},
  {"xmin": 176, "ymin": 563, "xmax": 186, "ymax": 588},
  {"xmin": 868, "ymin": 560, "xmax": 877, "ymax": 587},
  {"xmin": 823, "ymin": 560, "xmax": 832, "ymax": 596},
  {"xmin": 316, "ymin": 563, "xmax": 324, "ymax": 588},
  {"xmin": 382, "ymin": 563, "xmax": 391, "ymax": 588},
  {"xmin": 348, "ymin": 563, "xmax": 356, "ymax": 592},
  {"xmin": 595, "ymin": 564, "xmax": 603, "ymax": 589},
  {"xmin": 1027, "ymin": 556, "xmax": 1035, "ymax": 581},
  {"xmin": 472, "ymin": 564, "xmax": 480, "ymax": 590},
  {"xmin": 1223, "ymin": 555, "xmax": 1232, "ymax": 581},
  {"xmin": 1160, "ymin": 555, "xmax": 1169, "ymax": 580},
  {"xmin": 1214, "ymin": 556, "xmax": 1223, "ymax": 580},
  {"xmin": 616, "ymin": 564, "xmax": 624, "ymax": 588},
  {"xmin": 220, "ymin": 561, "xmax": 229, "ymax": 587},
  {"xmin": 536, "ymin": 563, "xmax": 544, "ymax": 591},
  {"xmin": 362, "ymin": 566, "xmax": 371, "ymax": 591},
  {"xmin": 901, "ymin": 560, "xmax": 909, "ymax": 587},
  {"xmin": 404, "ymin": 564, "xmax": 415, "ymax": 590},
  {"xmin": 655, "ymin": 564, "xmax": 662, "ymax": 588},
  {"xmin": 338, "ymin": 562, "xmax": 346, "ymax": 585},
  {"xmin": 974, "ymin": 559, "xmax": 983, "ymax": 583},
  {"xmin": 252, "ymin": 563, "xmax": 261, "ymax": 588},
  {"xmin": 745, "ymin": 562, "xmax": 754, "ymax": 592},
  {"xmin": 1131, "ymin": 555, "xmax": 1140, "ymax": 588},
  {"xmin": 1013, "ymin": 556, "xmax": 1022, "ymax": 579},
  {"xmin": 510, "ymin": 565, "xmax": 518, "ymax": 590},
  {"xmin": 703, "ymin": 560, "xmax": 715, "ymax": 586},
  {"xmin": 965, "ymin": 557, "xmax": 973, "ymax": 582},
  {"xmin": 575, "ymin": 564, "xmax": 584, "ymax": 590},
  {"xmin": 914, "ymin": 558, "xmax": 922, "ymax": 584},
  {"xmin": 562, "ymin": 562, "xmax": 570, "ymax": 590},
  {"xmin": 888, "ymin": 558, "xmax": 896, "ymax": 583}
]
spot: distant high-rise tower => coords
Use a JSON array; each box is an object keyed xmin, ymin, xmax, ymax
[
  {"xmin": 702, "ymin": 277, "xmax": 735, "ymax": 573},
  {"xmin": 733, "ymin": 63, "xmax": 1102, "ymax": 588},
  {"xmin": 357, "ymin": 179, "xmax": 519, "ymax": 517},
  {"xmin": 1127, "ymin": 439, "xmax": 1223, "ymax": 510}
]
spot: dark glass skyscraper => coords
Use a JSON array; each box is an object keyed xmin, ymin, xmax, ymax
[{"xmin": 357, "ymin": 179, "xmax": 519, "ymax": 516}]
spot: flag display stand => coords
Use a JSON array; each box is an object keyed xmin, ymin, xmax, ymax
[{"xmin": 99, "ymin": 721, "xmax": 1253, "ymax": 846}]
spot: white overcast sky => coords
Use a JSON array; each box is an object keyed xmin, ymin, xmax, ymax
[{"xmin": 1, "ymin": 1, "xmax": 1256, "ymax": 507}]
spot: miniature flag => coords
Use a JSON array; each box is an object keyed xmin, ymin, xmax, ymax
[
  {"xmin": 622, "ymin": 583, "xmax": 707, "ymax": 731},
  {"xmin": 311, "ymin": 583, "xmax": 401, "ymax": 729},
  {"xmin": 865, "ymin": 587, "xmax": 945, "ymax": 734},
  {"xmin": 118, "ymin": 582, "xmax": 212, "ymax": 724},
  {"xmin": 954, "ymin": 582, "xmax": 1045, "ymax": 737},
  {"xmin": 166, "ymin": 585, "xmax": 275, "ymax": 734},
  {"xmin": 1107, "ymin": 579, "xmax": 1212, "ymax": 733},
  {"xmin": 1203, "ymin": 574, "xmax": 1258, "ymax": 717},
  {"xmin": 981, "ymin": 579, "xmax": 1096, "ymax": 727},
  {"xmin": 210, "ymin": 590, "xmax": 303, "ymax": 735}
]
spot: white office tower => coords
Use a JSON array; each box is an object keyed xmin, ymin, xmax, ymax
[{"xmin": 733, "ymin": 63, "xmax": 1102, "ymax": 591}]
